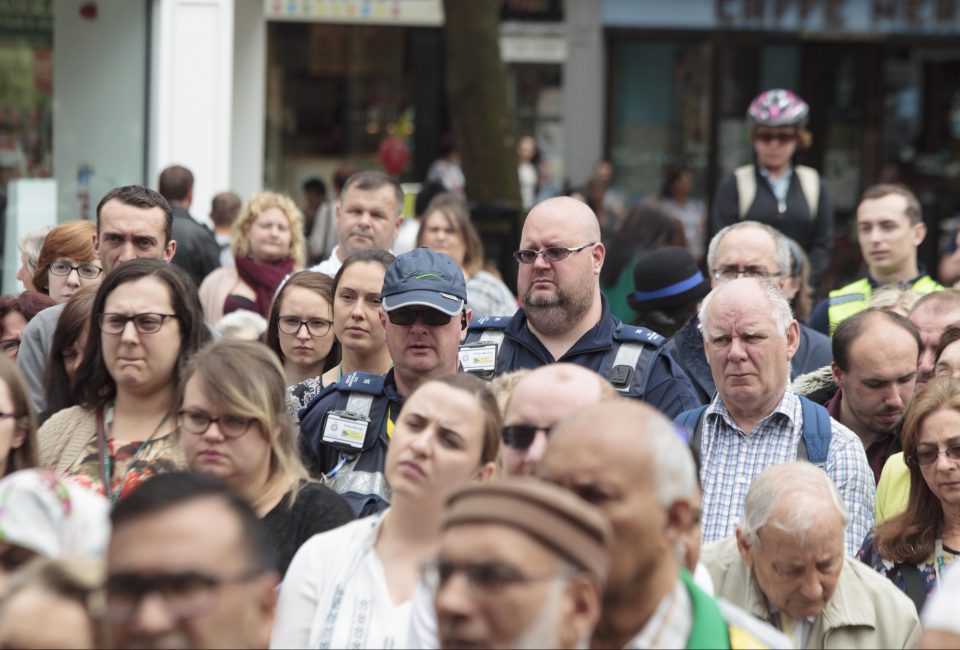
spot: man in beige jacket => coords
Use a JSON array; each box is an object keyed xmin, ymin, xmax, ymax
[{"xmin": 701, "ymin": 462, "xmax": 920, "ymax": 649}]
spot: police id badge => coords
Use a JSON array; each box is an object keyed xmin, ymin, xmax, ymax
[
  {"xmin": 458, "ymin": 342, "xmax": 498, "ymax": 377},
  {"xmin": 321, "ymin": 410, "xmax": 369, "ymax": 450}
]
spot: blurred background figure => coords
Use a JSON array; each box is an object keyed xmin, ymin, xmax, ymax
[
  {"xmin": 299, "ymin": 177, "xmax": 327, "ymax": 244},
  {"xmin": 158, "ymin": 164, "xmax": 221, "ymax": 289},
  {"xmin": 626, "ymin": 246, "xmax": 709, "ymax": 339},
  {"xmin": 0, "ymin": 469, "xmax": 110, "ymax": 590},
  {"xmin": 264, "ymin": 271, "xmax": 339, "ymax": 398},
  {"xmin": 394, "ymin": 180, "xmax": 446, "ymax": 257},
  {"xmin": 585, "ymin": 160, "xmax": 626, "ymax": 243},
  {"xmin": 660, "ymin": 166, "xmax": 705, "ymax": 262},
  {"xmin": 781, "ymin": 236, "xmax": 813, "ymax": 322},
  {"xmin": 210, "ymin": 191, "xmax": 243, "ymax": 268},
  {"xmin": 0, "ymin": 355, "xmax": 37, "ymax": 478},
  {"xmin": 600, "ymin": 200, "xmax": 686, "ymax": 323},
  {"xmin": 308, "ymin": 164, "xmax": 357, "ymax": 265},
  {"xmin": 214, "ymin": 309, "xmax": 268, "ymax": 342},
  {"xmin": 0, "ymin": 557, "xmax": 105, "ymax": 650},
  {"xmin": 518, "ymin": 135, "xmax": 540, "ymax": 211},
  {"xmin": 918, "ymin": 562, "xmax": 960, "ymax": 649},
  {"xmin": 31, "ymin": 221, "xmax": 101, "ymax": 305},
  {"xmin": 426, "ymin": 133, "xmax": 465, "ymax": 196},
  {"xmin": 200, "ymin": 191, "xmax": 305, "ymax": 323},
  {"xmin": 15, "ymin": 228, "xmax": 49, "ymax": 293},
  {"xmin": 42, "ymin": 286, "xmax": 97, "ymax": 423},
  {"xmin": 416, "ymin": 193, "xmax": 516, "ymax": 319},
  {"xmin": 711, "ymin": 89, "xmax": 834, "ymax": 287},
  {"xmin": 0, "ymin": 292, "xmax": 55, "ymax": 360}
]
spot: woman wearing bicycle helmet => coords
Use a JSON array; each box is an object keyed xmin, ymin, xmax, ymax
[{"xmin": 711, "ymin": 89, "xmax": 834, "ymax": 287}]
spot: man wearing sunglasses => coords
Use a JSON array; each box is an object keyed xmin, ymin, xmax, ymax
[
  {"xmin": 299, "ymin": 247, "xmax": 470, "ymax": 515},
  {"xmin": 711, "ymin": 88, "xmax": 834, "ymax": 287},
  {"xmin": 462, "ymin": 196, "xmax": 699, "ymax": 419}
]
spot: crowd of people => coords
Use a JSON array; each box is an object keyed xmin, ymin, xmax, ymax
[{"xmin": 1, "ymin": 88, "xmax": 960, "ymax": 649}]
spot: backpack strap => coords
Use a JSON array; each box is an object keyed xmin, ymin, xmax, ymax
[
  {"xmin": 675, "ymin": 406, "xmax": 709, "ymax": 456},
  {"xmin": 794, "ymin": 165, "xmax": 820, "ymax": 217},
  {"xmin": 734, "ymin": 165, "xmax": 757, "ymax": 219},
  {"xmin": 896, "ymin": 562, "xmax": 928, "ymax": 613},
  {"xmin": 797, "ymin": 395, "xmax": 832, "ymax": 467}
]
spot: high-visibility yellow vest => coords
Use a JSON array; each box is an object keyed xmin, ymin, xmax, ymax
[{"xmin": 827, "ymin": 275, "xmax": 945, "ymax": 335}]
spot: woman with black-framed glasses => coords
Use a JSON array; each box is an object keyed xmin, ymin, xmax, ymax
[
  {"xmin": 858, "ymin": 377, "xmax": 960, "ymax": 610},
  {"xmin": 32, "ymin": 221, "xmax": 103, "ymax": 305},
  {"xmin": 37, "ymin": 260, "xmax": 210, "ymax": 503},
  {"xmin": 178, "ymin": 339, "xmax": 352, "ymax": 576},
  {"xmin": 265, "ymin": 271, "xmax": 341, "ymax": 417}
]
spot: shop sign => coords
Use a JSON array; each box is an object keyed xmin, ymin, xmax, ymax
[{"xmin": 265, "ymin": 0, "xmax": 444, "ymax": 26}]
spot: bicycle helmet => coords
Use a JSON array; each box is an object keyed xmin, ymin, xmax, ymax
[{"xmin": 747, "ymin": 89, "xmax": 809, "ymax": 127}]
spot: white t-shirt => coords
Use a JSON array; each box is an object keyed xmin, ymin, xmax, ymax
[
  {"xmin": 270, "ymin": 512, "xmax": 413, "ymax": 649},
  {"xmin": 309, "ymin": 246, "xmax": 343, "ymax": 278}
]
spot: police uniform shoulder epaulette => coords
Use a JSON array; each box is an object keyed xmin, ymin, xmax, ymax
[
  {"xmin": 612, "ymin": 324, "xmax": 665, "ymax": 348},
  {"xmin": 828, "ymin": 293, "xmax": 866, "ymax": 306},
  {"xmin": 467, "ymin": 315, "xmax": 511, "ymax": 332},
  {"xmin": 337, "ymin": 371, "xmax": 387, "ymax": 395}
]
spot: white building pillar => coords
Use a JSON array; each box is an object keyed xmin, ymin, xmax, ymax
[{"xmin": 562, "ymin": 0, "xmax": 604, "ymax": 187}]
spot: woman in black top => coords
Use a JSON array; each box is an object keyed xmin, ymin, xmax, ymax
[{"xmin": 178, "ymin": 339, "xmax": 352, "ymax": 575}]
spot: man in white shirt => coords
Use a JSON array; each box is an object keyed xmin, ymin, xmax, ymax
[{"xmin": 310, "ymin": 171, "xmax": 404, "ymax": 277}]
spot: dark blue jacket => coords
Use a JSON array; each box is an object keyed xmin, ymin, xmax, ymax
[
  {"xmin": 464, "ymin": 297, "xmax": 701, "ymax": 419},
  {"xmin": 298, "ymin": 370, "xmax": 404, "ymax": 517},
  {"xmin": 665, "ymin": 316, "xmax": 833, "ymax": 404}
]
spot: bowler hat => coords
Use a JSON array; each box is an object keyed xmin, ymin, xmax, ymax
[{"xmin": 628, "ymin": 246, "xmax": 709, "ymax": 311}]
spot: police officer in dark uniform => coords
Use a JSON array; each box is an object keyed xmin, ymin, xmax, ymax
[
  {"xmin": 461, "ymin": 196, "xmax": 700, "ymax": 419},
  {"xmin": 298, "ymin": 247, "xmax": 470, "ymax": 516}
]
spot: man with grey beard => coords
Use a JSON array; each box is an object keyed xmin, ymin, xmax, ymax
[{"xmin": 460, "ymin": 197, "xmax": 699, "ymax": 418}]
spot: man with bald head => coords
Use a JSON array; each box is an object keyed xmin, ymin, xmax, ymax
[
  {"xmin": 539, "ymin": 400, "xmax": 788, "ymax": 649},
  {"xmin": 702, "ymin": 462, "xmax": 919, "ymax": 649},
  {"xmin": 667, "ymin": 221, "xmax": 832, "ymax": 403},
  {"xmin": 462, "ymin": 197, "xmax": 699, "ymax": 419},
  {"xmin": 675, "ymin": 277, "xmax": 874, "ymax": 556},
  {"xmin": 501, "ymin": 364, "xmax": 618, "ymax": 476}
]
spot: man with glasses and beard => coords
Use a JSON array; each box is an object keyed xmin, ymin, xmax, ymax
[
  {"xmin": 298, "ymin": 247, "xmax": 471, "ymax": 516},
  {"xmin": 461, "ymin": 197, "xmax": 698, "ymax": 419}
]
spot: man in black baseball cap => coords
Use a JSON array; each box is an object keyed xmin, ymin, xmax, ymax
[{"xmin": 298, "ymin": 247, "xmax": 472, "ymax": 515}]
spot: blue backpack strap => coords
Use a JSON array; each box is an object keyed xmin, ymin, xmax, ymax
[
  {"xmin": 605, "ymin": 325, "xmax": 666, "ymax": 394},
  {"xmin": 674, "ymin": 405, "xmax": 709, "ymax": 456},
  {"xmin": 797, "ymin": 394, "xmax": 832, "ymax": 466}
]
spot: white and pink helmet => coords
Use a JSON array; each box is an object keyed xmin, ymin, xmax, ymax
[{"xmin": 747, "ymin": 89, "xmax": 809, "ymax": 127}]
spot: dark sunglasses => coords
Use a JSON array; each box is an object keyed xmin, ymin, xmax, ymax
[
  {"xmin": 501, "ymin": 424, "xmax": 552, "ymax": 450},
  {"xmin": 755, "ymin": 131, "xmax": 797, "ymax": 144},
  {"xmin": 388, "ymin": 308, "xmax": 461, "ymax": 327}
]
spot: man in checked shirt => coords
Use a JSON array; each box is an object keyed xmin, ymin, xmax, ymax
[{"xmin": 676, "ymin": 277, "xmax": 874, "ymax": 556}]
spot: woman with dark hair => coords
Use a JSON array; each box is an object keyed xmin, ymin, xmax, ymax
[
  {"xmin": 600, "ymin": 200, "xmax": 686, "ymax": 323},
  {"xmin": 41, "ymin": 286, "xmax": 98, "ymax": 422},
  {"xmin": 31, "ymin": 221, "xmax": 102, "ymax": 304},
  {"xmin": 0, "ymin": 356, "xmax": 38, "ymax": 478},
  {"xmin": 265, "ymin": 271, "xmax": 340, "ymax": 408},
  {"xmin": 0, "ymin": 292, "xmax": 56, "ymax": 360},
  {"xmin": 37, "ymin": 259, "xmax": 210, "ymax": 503},
  {"xmin": 417, "ymin": 193, "xmax": 516, "ymax": 318},
  {"xmin": 858, "ymin": 377, "xmax": 960, "ymax": 609}
]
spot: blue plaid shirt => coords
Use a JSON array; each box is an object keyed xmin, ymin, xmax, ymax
[{"xmin": 699, "ymin": 388, "xmax": 875, "ymax": 556}]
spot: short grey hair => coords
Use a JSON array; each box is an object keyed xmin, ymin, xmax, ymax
[
  {"xmin": 739, "ymin": 462, "xmax": 849, "ymax": 547},
  {"xmin": 16, "ymin": 227, "xmax": 51, "ymax": 276},
  {"xmin": 706, "ymin": 221, "xmax": 791, "ymax": 276},
  {"xmin": 698, "ymin": 278, "xmax": 794, "ymax": 338},
  {"xmin": 215, "ymin": 309, "xmax": 268, "ymax": 341},
  {"xmin": 643, "ymin": 408, "xmax": 698, "ymax": 508}
]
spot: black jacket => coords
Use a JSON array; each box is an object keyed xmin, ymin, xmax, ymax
[{"xmin": 170, "ymin": 206, "xmax": 221, "ymax": 288}]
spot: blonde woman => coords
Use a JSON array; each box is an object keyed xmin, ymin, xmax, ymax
[
  {"xmin": 199, "ymin": 192, "xmax": 306, "ymax": 323},
  {"xmin": 178, "ymin": 339, "xmax": 352, "ymax": 576}
]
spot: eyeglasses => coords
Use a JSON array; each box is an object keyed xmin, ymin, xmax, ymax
[
  {"xmin": 49, "ymin": 261, "xmax": 103, "ymax": 280},
  {"xmin": 421, "ymin": 559, "xmax": 573, "ymax": 598},
  {"xmin": 387, "ymin": 308, "xmax": 454, "ymax": 327},
  {"xmin": 501, "ymin": 424, "xmax": 552, "ymax": 450},
  {"xmin": 103, "ymin": 568, "xmax": 264, "ymax": 624},
  {"xmin": 513, "ymin": 242, "xmax": 596, "ymax": 265},
  {"xmin": 277, "ymin": 315, "xmax": 333, "ymax": 337},
  {"xmin": 99, "ymin": 313, "xmax": 178, "ymax": 335},
  {"xmin": 908, "ymin": 444, "xmax": 960, "ymax": 467},
  {"xmin": 711, "ymin": 266, "xmax": 784, "ymax": 281},
  {"xmin": 0, "ymin": 339, "xmax": 19, "ymax": 358},
  {"xmin": 177, "ymin": 410, "xmax": 255, "ymax": 438},
  {"xmin": 755, "ymin": 131, "xmax": 798, "ymax": 145}
]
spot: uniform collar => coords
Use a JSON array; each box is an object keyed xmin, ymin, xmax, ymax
[{"xmin": 505, "ymin": 295, "xmax": 614, "ymax": 360}]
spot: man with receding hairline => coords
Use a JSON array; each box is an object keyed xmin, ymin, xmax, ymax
[
  {"xmin": 538, "ymin": 399, "xmax": 788, "ymax": 649},
  {"xmin": 909, "ymin": 290, "xmax": 960, "ymax": 390},
  {"xmin": 463, "ymin": 197, "xmax": 699, "ymax": 419}
]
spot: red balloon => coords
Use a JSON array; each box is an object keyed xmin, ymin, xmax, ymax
[{"xmin": 378, "ymin": 137, "xmax": 410, "ymax": 176}]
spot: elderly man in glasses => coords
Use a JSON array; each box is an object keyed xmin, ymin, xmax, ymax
[
  {"xmin": 104, "ymin": 472, "xmax": 279, "ymax": 650},
  {"xmin": 299, "ymin": 247, "xmax": 471, "ymax": 516},
  {"xmin": 460, "ymin": 196, "xmax": 699, "ymax": 419},
  {"xmin": 665, "ymin": 220, "xmax": 832, "ymax": 404}
]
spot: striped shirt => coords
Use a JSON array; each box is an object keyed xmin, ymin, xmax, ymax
[{"xmin": 699, "ymin": 388, "xmax": 875, "ymax": 556}]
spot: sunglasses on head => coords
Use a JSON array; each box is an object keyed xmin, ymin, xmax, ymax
[
  {"xmin": 388, "ymin": 308, "xmax": 466, "ymax": 329},
  {"xmin": 755, "ymin": 131, "xmax": 798, "ymax": 144},
  {"xmin": 501, "ymin": 424, "xmax": 552, "ymax": 450}
]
